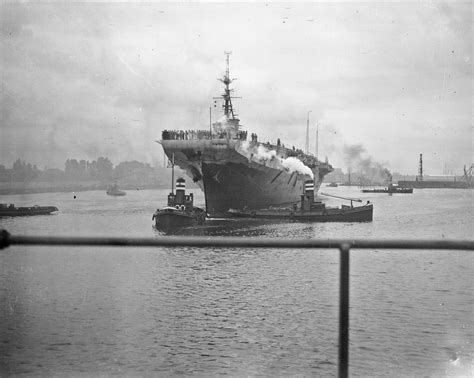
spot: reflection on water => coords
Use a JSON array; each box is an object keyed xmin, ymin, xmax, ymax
[
  {"xmin": 154, "ymin": 218, "xmax": 295, "ymax": 237},
  {"xmin": 0, "ymin": 188, "xmax": 473, "ymax": 376},
  {"xmin": 153, "ymin": 217, "xmax": 338, "ymax": 239}
]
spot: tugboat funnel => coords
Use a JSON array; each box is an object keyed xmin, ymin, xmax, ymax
[
  {"xmin": 301, "ymin": 180, "xmax": 315, "ymax": 211},
  {"xmin": 175, "ymin": 178, "xmax": 186, "ymax": 203},
  {"xmin": 304, "ymin": 180, "xmax": 315, "ymax": 202}
]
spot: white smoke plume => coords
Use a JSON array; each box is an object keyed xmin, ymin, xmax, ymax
[
  {"xmin": 281, "ymin": 157, "xmax": 314, "ymax": 177},
  {"xmin": 238, "ymin": 141, "xmax": 314, "ymax": 179},
  {"xmin": 256, "ymin": 145, "xmax": 277, "ymax": 160},
  {"xmin": 240, "ymin": 140, "xmax": 251, "ymax": 151}
]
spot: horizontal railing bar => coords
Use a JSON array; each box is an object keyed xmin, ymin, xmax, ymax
[{"xmin": 1, "ymin": 230, "xmax": 473, "ymax": 250}]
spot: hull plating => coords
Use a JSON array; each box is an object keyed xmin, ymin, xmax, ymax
[
  {"xmin": 228, "ymin": 205, "xmax": 373, "ymax": 222},
  {"xmin": 0, "ymin": 206, "xmax": 58, "ymax": 217},
  {"xmin": 154, "ymin": 212, "xmax": 197, "ymax": 230},
  {"xmin": 161, "ymin": 139, "xmax": 331, "ymax": 216},
  {"xmin": 202, "ymin": 162, "xmax": 319, "ymax": 215}
]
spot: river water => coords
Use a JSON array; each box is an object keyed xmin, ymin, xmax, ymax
[{"xmin": 0, "ymin": 187, "xmax": 472, "ymax": 376}]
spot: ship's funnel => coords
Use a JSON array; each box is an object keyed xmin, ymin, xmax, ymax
[
  {"xmin": 304, "ymin": 180, "xmax": 314, "ymax": 193},
  {"xmin": 300, "ymin": 179, "xmax": 315, "ymax": 211},
  {"xmin": 175, "ymin": 178, "xmax": 186, "ymax": 203},
  {"xmin": 304, "ymin": 180, "xmax": 315, "ymax": 202}
]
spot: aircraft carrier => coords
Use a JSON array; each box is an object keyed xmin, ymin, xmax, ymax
[{"xmin": 160, "ymin": 53, "xmax": 333, "ymax": 216}]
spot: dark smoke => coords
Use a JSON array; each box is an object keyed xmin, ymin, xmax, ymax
[{"xmin": 343, "ymin": 143, "xmax": 391, "ymax": 185}]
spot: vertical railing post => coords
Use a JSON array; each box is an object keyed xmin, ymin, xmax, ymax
[{"xmin": 339, "ymin": 243, "xmax": 350, "ymax": 378}]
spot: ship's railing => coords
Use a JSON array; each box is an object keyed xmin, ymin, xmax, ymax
[{"xmin": 1, "ymin": 229, "xmax": 472, "ymax": 378}]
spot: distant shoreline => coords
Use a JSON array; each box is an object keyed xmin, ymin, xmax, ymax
[{"xmin": 0, "ymin": 181, "xmax": 192, "ymax": 195}]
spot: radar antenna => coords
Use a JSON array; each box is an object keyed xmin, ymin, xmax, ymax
[{"xmin": 214, "ymin": 51, "xmax": 241, "ymax": 122}]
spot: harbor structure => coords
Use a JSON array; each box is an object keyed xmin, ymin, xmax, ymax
[{"xmin": 398, "ymin": 155, "xmax": 473, "ymax": 189}]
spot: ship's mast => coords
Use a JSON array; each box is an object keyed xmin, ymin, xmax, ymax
[
  {"xmin": 215, "ymin": 51, "xmax": 240, "ymax": 121},
  {"xmin": 418, "ymin": 153, "xmax": 423, "ymax": 181},
  {"xmin": 315, "ymin": 123, "xmax": 319, "ymax": 160},
  {"xmin": 169, "ymin": 153, "xmax": 175, "ymax": 195},
  {"xmin": 223, "ymin": 52, "xmax": 234, "ymax": 119}
]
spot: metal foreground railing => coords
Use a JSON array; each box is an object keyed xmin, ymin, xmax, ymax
[{"xmin": 1, "ymin": 229, "xmax": 473, "ymax": 378}]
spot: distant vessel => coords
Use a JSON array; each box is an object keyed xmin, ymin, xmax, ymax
[
  {"xmin": 106, "ymin": 183, "xmax": 126, "ymax": 196},
  {"xmin": 362, "ymin": 184, "xmax": 413, "ymax": 194},
  {"xmin": 362, "ymin": 171, "xmax": 413, "ymax": 193},
  {"xmin": 228, "ymin": 180, "xmax": 373, "ymax": 222},
  {"xmin": 0, "ymin": 204, "xmax": 58, "ymax": 217},
  {"xmin": 160, "ymin": 53, "xmax": 333, "ymax": 216},
  {"xmin": 326, "ymin": 182, "xmax": 338, "ymax": 187}
]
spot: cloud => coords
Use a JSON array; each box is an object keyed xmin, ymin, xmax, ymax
[
  {"xmin": 0, "ymin": 2, "xmax": 471, "ymax": 175},
  {"xmin": 0, "ymin": 4, "xmax": 29, "ymax": 38}
]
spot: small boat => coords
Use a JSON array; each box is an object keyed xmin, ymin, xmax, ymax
[
  {"xmin": 152, "ymin": 155, "xmax": 206, "ymax": 231},
  {"xmin": 153, "ymin": 178, "xmax": 206, "ymax": 230},
  {"xmin": 362, "ymin": 184, "xmax": 413, "ymax": 194},
  {"xmin": 106, "ymin": 182, "xmax": 126, "ymax": 196},
  {"xmin": 0, "ymin": 203, "xmax": 59, "ymax": 217},
  {"xmin": 228, "ymin": 181, "xmax": 373, "ymax": 222},
  {"xmin": 326, "ymin": 182, "xmax": 338, "ymax": 187}
]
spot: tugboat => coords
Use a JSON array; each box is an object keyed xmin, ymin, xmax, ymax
[
  {"xmin": 106, "ymin": 182, "xmax": 126, "ymax": 196},
  {"xmin": 228, "ymin": 180, "xmax": 373, "ymax": 222},
  {"xmin": 153, "ymin": 178, "xmax": 206, "ymax": 230},
  {"xmin": 0, "ymin": 203, "xmax": 59, "ymax": 217},
  {"xmin": 152, "ymin": 155, "xmax": 206, "ymax": 231},
  {"xmin": 361, "ymin": 183, "xmax": 413, "ymax": 194},
  {"xmin": 361, "ymin": 172, "xmax": 413, "ymax": 194}
]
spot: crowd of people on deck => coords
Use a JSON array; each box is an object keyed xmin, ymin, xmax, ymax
[
  {"xmin": 235, "ymin": 130, "xmax": 248, "ymax": 140},
  {"xmin": 162, "ymin": 130, "xmax": 213, "ymax": 140},
  {"xmin": 161, "ymin": 129, "xmax": 316, "ymax": 164},
  {"xmin": 286, "ymin": 146, "xmax": 305, "ymax": 157},
  {"xmin": 162, "ymin": 129, "xmax": 249, "ymax": 141}
]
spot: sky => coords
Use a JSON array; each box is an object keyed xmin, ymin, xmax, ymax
[{"xmin": 0, "ymin": 1, "xmax": 472, "ymax": 175}]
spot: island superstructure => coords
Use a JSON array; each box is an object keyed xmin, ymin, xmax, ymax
[{"xmin": 160, "ymin": 53, "xmax": 333, "ymax": 216}]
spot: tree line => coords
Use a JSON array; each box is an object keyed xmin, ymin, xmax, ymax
[{"xmin": 0, "ymin": 157, "xmax": 163, "ymax": 182}]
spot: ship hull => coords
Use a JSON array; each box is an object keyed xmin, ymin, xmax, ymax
[
  {"xmin": 154, "ymin": 212, "xmax": 198, "ymax": 230},
  {"xmin": 361, "ymin": 188, "xmax": 413, "ymax": 194},
  {"xmin": 161, "ymin": 139, "xmax": 331, "ymax": 216},
  {"xmin": 106, "ymin": 190, "xmax": 126, "ymax": 196},
  {"xmin": 201, "ymin": 162, "xmax": 318, "ymax": 215},
  {"xmin": 228, "ymin": 204, "xmax": 373, "ymax": 222},
  {"xmin": 0, "ymin": 206, "xmax": 58, "ymax": 217}
]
